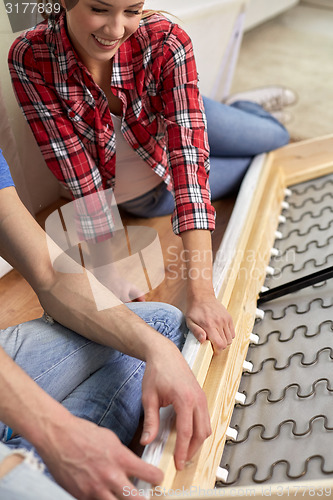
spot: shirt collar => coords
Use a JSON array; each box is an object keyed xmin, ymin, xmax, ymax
[
  {"xmin": 51, "ymin": 12, "xmax": 83, "ymax": 81},
  {"xmin": 51, "ymin": 11, "xmax": 135, "ymax": 89},
  {"xmin": 111, "ymin": 39, "xmax": 134, "ymax": 89}
]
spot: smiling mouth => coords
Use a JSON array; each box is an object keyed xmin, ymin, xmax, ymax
[{"xmin": 93, "ymin": 34, "xmax": 120, "ymax": 47}]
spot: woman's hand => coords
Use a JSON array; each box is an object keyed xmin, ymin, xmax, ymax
[
  {"xmin": 180, "ymin": 229, "xmax": 235, "ymax": 354},
  {"xmin": 186, "ymin": 290, "xmax": 235, "ymax": 353}
]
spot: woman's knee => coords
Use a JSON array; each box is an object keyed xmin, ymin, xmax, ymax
[
  {"xmin": 273, "ymin": 125, "xmax": 290, "ymax": 149},
  {"xmin": 232, "ymin": 100, "xmax": 290, "ymax": 149}
]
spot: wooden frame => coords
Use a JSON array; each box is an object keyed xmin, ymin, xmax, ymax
[{"xmin": 140, "ymin": 135, "xmax": 333, "ymax": 498}]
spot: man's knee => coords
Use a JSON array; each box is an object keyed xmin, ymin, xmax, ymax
[{"xmin": 0, "ymin": 453, "xmax": 24, "ymax": 478}]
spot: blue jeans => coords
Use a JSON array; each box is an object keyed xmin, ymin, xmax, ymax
[
  {"xmin": 119, "ymin": 97, "xmax": 289, "ymax": 217},
  {"xmin": 0, "ymin": 302, "xmax": 186, "ymax": 496},
  {"xmin": 0, "ymin": 442, "xmax": 74, "ymax": 499}
]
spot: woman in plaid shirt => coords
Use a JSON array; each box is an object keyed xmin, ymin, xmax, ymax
[{"xmin": 8, "ymin": 0, "xmax": 288, "ymax": 353}]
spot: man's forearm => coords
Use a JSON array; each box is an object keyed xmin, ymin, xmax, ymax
[
  {"xmin": 39, "ymin": 271, "xmax": 174, "ymax": 361},
  {"xmin": 0, "ymin": 347, "xmax": 74, "ymax": 452},
  {"xmin": 0, "ymin": 187, "xmax": 173, "ymax": 362}
]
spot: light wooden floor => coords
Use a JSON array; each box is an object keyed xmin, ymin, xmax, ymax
[
  {"xmin": 231, "ymin": 3, "xmax": 333, "ymax": 141},
  {"xmin": 0, "ymin": 198, "xmax": 234, "ymax": 329}
]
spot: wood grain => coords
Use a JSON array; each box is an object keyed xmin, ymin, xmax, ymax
[{"xmin": 0, "ymin": 270, "xmax": 43, "ymax": 328}]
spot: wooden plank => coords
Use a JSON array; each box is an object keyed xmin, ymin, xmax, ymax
[
  {"xmin": 157, "ymin": 157, "xmax": 281, "ymax": 490},
  {"xmin": 170, "ymin": 166, "xmax": 286, "ymax": 490},
  {"xmin": 0, "ymin": 270, "xmax": 43, "ymax": 328},
  {"xmin": 272, "ymin": 134, "xmax": 333, "ymax": 185},
  {"xmin": 138, "ymin": 156, "xmax": 269, "ymax": 492},
  {"xmin": 142, "ymin": 155, "xmax": 287, "ymax": 492}
]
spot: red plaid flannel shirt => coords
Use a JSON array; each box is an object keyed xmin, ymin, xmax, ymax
[{"xmin": 9, "ymin": 12, "xmax": 216, "ymax": 237}]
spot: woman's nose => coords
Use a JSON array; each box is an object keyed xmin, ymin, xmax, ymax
[{"xmin": 103, "ymin": 16, "xmax": 125, "ymax": 40}]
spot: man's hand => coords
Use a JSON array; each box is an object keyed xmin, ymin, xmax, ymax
[
  {"xmin": 40, "ymin": 416, "xmax": 162, "ymax": 500},
  {"xmin": 186, "ymin": 291, "xmax": 235, "ymax": 354},
  {"xmin": 140, "ymin": 343, "xmax": 212, "ymax": 470}
]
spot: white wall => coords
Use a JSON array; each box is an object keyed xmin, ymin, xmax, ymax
[
  {"xmin": 244, "ymin": 0, "xmax": 300, "ymax": 30},
  {"xmin": 142, "ymin": 0, "xmax": 300, "ymax": 97},
  {"xmin": 145, "ymin": 0, "xmax": 249, "ymax": 99}
]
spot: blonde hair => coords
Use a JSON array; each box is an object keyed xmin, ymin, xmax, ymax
[
  {"xmin": 141, "ymin": 10, "xmax": 171, "ymax": 20},
  {"xmin": 38, "ymin": 1, "xmax": 169, "ymax": 21}
]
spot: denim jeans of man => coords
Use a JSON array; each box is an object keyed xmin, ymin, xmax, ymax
[
  {"xmin": 0, "ymin": 302, "xmax": 186, "ymax": 499},
  {"xmin": 0, "ymin": 442, "xmax": 75, "ymax": 499},
  {"xmin": 119, "ymin": 97, "xmax": 290, "ymax": 217}
]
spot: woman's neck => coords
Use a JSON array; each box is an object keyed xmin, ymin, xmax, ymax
[
  {"xmin": 90, "ymin": 61, "xmax": 123, "ymax": 116},
  {"xmin": 89, "ymin": 60, "xmax": 112, "ymax": 89}
]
